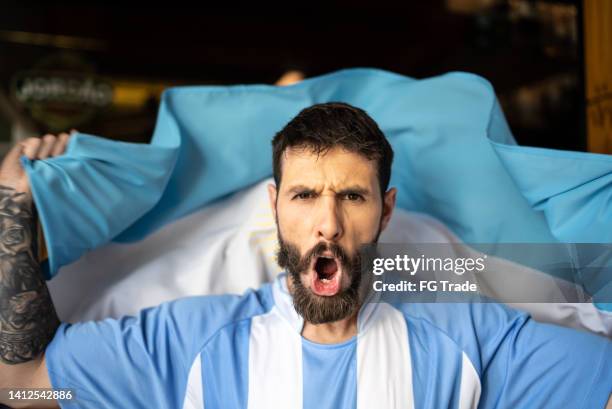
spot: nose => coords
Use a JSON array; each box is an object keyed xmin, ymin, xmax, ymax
[{"xmin": 316, "ymin": 195, "xmax": 343, "ymax": 241}]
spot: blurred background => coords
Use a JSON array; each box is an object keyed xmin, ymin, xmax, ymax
[{"xmin": 0, "ymin": 0, "xmax": 610, "ymax": 156}]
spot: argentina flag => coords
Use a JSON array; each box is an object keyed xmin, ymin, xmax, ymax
[{"xmin": 21, "ymin": 68, "xmax": 612, "ymax": 336}]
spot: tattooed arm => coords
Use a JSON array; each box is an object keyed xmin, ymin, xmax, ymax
[
  {"xmin": 0, "ymin": 134, "xmax": 71, "ymax": 408},
  {"xmin": 0, "ymin": 184, "xmax": 59, "ymax": 363}
]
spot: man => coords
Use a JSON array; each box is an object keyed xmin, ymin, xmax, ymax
[{"xmin": 0, "ymin": 103, "xmax": 610, "ymax": 408}]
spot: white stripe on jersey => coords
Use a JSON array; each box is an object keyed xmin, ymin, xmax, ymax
[
  {"xmin": 183, "ymin": 352, "xmax": 204, "ymax": 409},
  {"xmin": 248, "ymin": 305, "xmax": 303, "ymax": 409},
  {"xmin": 356, "ymin": 303, "xmax": 414, "ymax": 409},
  {"xmin": 459, "ymin": 352, "xmax": 481, "ymax": 409}
]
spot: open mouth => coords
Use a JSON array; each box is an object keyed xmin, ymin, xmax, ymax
[{"xmin": 311, "ymin": 255, "xmax": 342, "ymax": 296}]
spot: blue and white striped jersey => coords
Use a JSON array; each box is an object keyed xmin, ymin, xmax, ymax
[{"xmin": 46, "ymin": 274, "xmax": 612, "ymax": 409}]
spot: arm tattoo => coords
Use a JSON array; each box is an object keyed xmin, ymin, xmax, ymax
[{"xmin": 0, "ymin": 185, "xmax": 59, "ymax": 364}]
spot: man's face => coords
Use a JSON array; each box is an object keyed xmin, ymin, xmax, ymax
[{"xmin": 268, "ymin": 147, "xmax": 395, "ymax": 324}]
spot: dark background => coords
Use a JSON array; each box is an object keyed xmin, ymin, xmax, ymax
[{"xmin": 0, "ymin": 0, "xmax": 584, "ymax": 150}]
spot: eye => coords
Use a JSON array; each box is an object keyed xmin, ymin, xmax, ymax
[
  {"xmin": 344, "ymin": 192, "xmax": 364, "ymax": 201},
  {"xmin": 293, "ymin": 192, "xmax": 314, "ymax": 200}
]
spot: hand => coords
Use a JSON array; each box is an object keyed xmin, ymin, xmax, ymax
[{"xmin": 0, "ymin": 132, "xmax": 73, "ymax": 197}]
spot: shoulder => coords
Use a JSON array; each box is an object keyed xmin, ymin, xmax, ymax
[
  {"xmin": 390, "ymin": 302, "xmax": 612, "ymax": 408},
  {"xmin": 392, "ymin": 301, "xmax": 528, "ymax": 374},
  {"xmin": 156, "ymin": 282, "xmax": 275, "ymax": 341},
  {"xmin": 54, "ymin": 282, "xmax": 276, "ymax": 360}
]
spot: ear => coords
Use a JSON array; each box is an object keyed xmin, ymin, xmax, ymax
[
  {"xmin": 380, "ymin": 187, "xmax": 396, "ymax": 232},
  {"xmin": 267, "ymin": 183, "xmax": 278, "ymax": 222}
]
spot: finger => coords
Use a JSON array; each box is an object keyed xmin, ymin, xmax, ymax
[
  {"xmin": 20, "ymin": 137, "xmax": 42, "ymax": 160},
  {"xmin": 50, "ymin": 133, "xmax": 70, "ymax": 157},
  {"xmin": 1, "ymin": 143, "xmax": 25, "ymax": 167},
  {"xmin": 37, "ymin": 134, "xmax": 58, "ymax": 160}
]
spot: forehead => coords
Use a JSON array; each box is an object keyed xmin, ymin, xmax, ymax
[{"xmin": 280, "ymin": 147, "xmax": 379, "ymax": 189}]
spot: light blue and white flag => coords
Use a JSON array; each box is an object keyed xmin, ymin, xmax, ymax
[{"xmin": 21, "ymin": 68, "xmax": 611, "ymax": 325}]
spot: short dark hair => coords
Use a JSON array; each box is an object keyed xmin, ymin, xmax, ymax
[{"xmin": 272, "ymin": 102, "xmax": 394, "ymax": 196}]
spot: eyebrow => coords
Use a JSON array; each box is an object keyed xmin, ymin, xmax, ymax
[
  {"xmin": 285, "ymin": 184, "xmax": 371, "ymax": 196},
  {"xmin": 286, "ymin": 185, "xmax": 316, "ymax": 195},
  {"xmin": 337, "ymin": 186, "xmax": 371, "ymax": 196}
]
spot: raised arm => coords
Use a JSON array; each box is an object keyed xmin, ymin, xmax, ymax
[{"xmin": 0, "ymin": 134, "xmax": 71, "ymax": 407}]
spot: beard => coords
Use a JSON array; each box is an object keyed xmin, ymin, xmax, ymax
[
  {"xmin": 276, "ymin": 235, "xmax": 362, "ymax": 324},
  {"xmin": 275, "ymin": 219, "xmax": 383, "ymax": 324}
]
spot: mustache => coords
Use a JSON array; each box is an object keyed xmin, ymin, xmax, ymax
[{"xmin": 292, "ymin": 241, "xmax": 351, "ymax": 273}]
